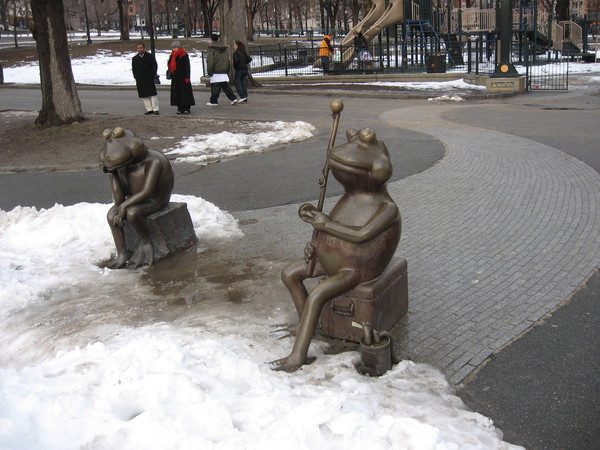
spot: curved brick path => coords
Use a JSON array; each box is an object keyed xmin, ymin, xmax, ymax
[
  {"xmin": 381, "ymin": 104, "xmax": 600, "ymax": 383},
  {"xmin": 234, "ymin": 102, "xmax": 600, "ymax": 384}
]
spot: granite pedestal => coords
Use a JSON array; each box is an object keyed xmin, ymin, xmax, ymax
[
  {"xmin": 320, "ymin": 257, "xmax": 408, "ymax": 342},
  {"xmin": 124, "ymin": 202, "xmax": 197, "ymax": 262}
]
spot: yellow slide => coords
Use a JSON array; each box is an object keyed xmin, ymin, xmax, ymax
[
  {"xmin": 339, "ymin": 0, "xmax": 405, "ymax": 68},
  {"xmin": 340, "ymin": 0, "xmax": 387, "ymax": 48}
]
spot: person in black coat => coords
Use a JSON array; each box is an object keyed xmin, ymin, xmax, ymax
[
  {"xmin": 132, "ymin": 42, "xmax": 159, "ymax": 115},
  {"xmin": 232, "ymin": 40, "xmax": 252, "ymax": 103},
  {"xmin": 167, "ymin": 40, "xmax": 195, "ymax": 114}
]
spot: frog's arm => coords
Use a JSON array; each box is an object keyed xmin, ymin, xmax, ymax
[
  {"xmin": 317, "ymin": 202, "xmax": 399, "ymax": 243},
  {"xmin": 119, "ymin": 159, "xmax": 161, "ymax": 212},
  {"xmin": 109, "ymin": 173, "xmax": 126, "ymax": 205}
]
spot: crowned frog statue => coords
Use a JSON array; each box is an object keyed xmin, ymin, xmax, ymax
[{"xmin": 272, "ymin": 100, "xmax": 401, "ymax": 372}]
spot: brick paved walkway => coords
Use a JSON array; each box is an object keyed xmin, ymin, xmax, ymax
[
  {"xmin": 233, "ymin": 102, "xmax": 600, "ymax": 384},
  {"xmin": 382, "ymin": 104, "xmax": 600, "ymax": 383}
]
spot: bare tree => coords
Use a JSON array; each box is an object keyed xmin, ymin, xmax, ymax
[
  {"xmin": 30, "ymin": 0, "xmax": 84, "ymax": 127},
  {"xmin": 0, "ymin": 0, "xmax": 7, "ymax": 31},
  {"xmin": 91, "ymin": 0, "xmax": 118, "ymax": 36},
  {"xmin": 321, "ymin": 0, "xmax": 341, "ymax": 34},
  {"xmin": 288, "ymin": 0, "xmax": 310, "ymax": 33},
  {"xmin": 350, "ymin": 0, "xmax": 358, "ymax": 26},
  {"xmin": 9, "ymin": 0, "xmax": 30, "ymax": 48},
  {"xmin": 190, "ymin": 0, "xmax": 202, "ymax": 35},
  {"xmin": 245, "ymin": 0, "xmax": 267, "ymax": 41},
  {"xmin": 200, "ymin": 0, "xmax": 222, "ymax": 36}
]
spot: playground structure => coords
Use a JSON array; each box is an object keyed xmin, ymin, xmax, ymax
[
  {"xmin": 223, "ymin": 0, "xmax": 591, "ymax": 91},
  {"xmin": 335, "ymin": 0, "xmax": 588, "ymax": 70}
]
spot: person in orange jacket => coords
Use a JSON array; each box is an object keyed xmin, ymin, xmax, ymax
[{"xmin": 319, "ymin": 35, "xmax": 334, "ymax": 73}]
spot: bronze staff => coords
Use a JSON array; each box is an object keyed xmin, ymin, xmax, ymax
[{"xmin": 301, "ymin": 99, "xmax": 344, "ymax": 276}]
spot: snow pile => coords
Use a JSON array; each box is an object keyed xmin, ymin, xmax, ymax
[
  {"xmin": 0, "ymin": 323, "xmax": 520, "ymax": 450},
  {"xmin": 355, "ymin": 79, "xmax": 486, "ymax": 91},
  {"xmin": 164, "ymin": 121, "xmax": 316, "ymax": 164},
  {"xmin": 0, "ymin": 195, "xmax": 242, "ymax": 315},
  {"xmin": 428, "ymin": 95, "xmax": 466, "ymax": 102}
]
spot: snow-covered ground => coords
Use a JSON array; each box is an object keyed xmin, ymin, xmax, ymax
[{"xmin": 4, "ymin": 37, "xmax": 598, "ymax": 88}]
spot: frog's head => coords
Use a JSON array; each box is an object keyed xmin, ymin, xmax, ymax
[
  {"xmin": 99, "ymin": 127, "xmax": 148, "ymax": 173},
  {"xmin": 328, "ymin": 128, "xmax": 392, "ymax": 192}
]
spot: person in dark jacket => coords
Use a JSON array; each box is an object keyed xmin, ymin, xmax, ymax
[
  {"xmin": 232, "ymin": 40, "xmax": 252, "ymax": 103},
  {"xmin": 167, "ymin": 40, "xmax": 195, "ymax": 114},
  {"xmin": 352, "ymin": 31, "xmax": 370, "ymax": 71},
  {"xmin": 132, "ymin": 42, "xmax": 159, "ymax": 115},
  {"xmin": 206, "ymin": 34, "xmax": 239, "ymax": 106}
]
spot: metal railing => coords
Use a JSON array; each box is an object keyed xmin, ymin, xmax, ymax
[
  {"xmin": 551, "ymin": 20, "xmax": 584, "ymax": 52},
  {"xmin": 552, "ymin": 21, "xmax": 564, "ymax": 50},
  {"xmin": 206, "ymin": 35, "xmax": 498, "ymax": 78},
  {"xmin": 515, "ymin": 9, "xmax": 551, "ymax": 38},
  {"xmin": 525, "ymin": 42, "xmax": 569, "ymax": 90},
  {"xmin": 435, "ymin": 8, "xmax": 496, "ymax": 34}
]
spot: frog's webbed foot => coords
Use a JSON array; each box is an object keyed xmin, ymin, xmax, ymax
[
  {"xmin": 269, "ymin": 355, "xmax": 316, "ymax": 372},
  {"xmin": 130, "ymin": 241, "xmax": 154, "ymax": 268},
  {"xmin": 104, "ymin": 252, "xmax": 129, "ymax": 269}
]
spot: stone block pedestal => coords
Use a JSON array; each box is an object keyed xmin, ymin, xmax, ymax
[
  {"xmin": 125, "ymin": 202, "xmax": 197, "ymax": 262},
  {"xmin": 320, "ymin": 257, "xmax": 408, "ymax": 342}
]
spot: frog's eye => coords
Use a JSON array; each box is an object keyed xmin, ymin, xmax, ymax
[
  {"xmin": 102, "ymin": 129, "xmax": 112, "ymax": 140},
  {"xmin": 346, "ymin": 127, "xmax": 360, "ymax": 142},
  {"xmin": 113, "ymin": 127, "xmax": 125, "ymax": 138},
  {"xmin": 359, "ymin": 128, "xmax": 376, "ymax": 145}
]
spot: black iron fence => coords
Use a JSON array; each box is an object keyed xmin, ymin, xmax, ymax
[
  {"xmin": 200, "ymin": 35, "xmax": 568, "ymax": 92},
  {"xmin": 525, "ymin": 42, "xmax": 569, "ymax": 90},
  {"xmin": 202, "ymin": 34, "xmax": 499, "ymax": 78}
]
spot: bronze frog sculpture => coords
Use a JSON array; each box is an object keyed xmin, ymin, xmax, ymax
[
  {"xmin": 272, "ymin": 105, "xmax": 401, "ymax": 372},
  {"xmin": 99, "ymin": 127, "xmax": 175, "ymax": 268}
]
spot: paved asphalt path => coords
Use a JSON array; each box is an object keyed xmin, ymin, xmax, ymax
[
  {"xmin": 0, "ymin": 88, "xmax": 444, "ymax": 211},
  {"xmin": 1, "ymin": 84, "xmax": 599, "ymax": 449}
]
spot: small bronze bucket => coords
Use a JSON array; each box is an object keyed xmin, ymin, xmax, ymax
[{"xmin": 357, "ymin": 324, "xmax": 399, "ymax": 377}]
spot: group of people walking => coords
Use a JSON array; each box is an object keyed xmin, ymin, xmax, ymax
[{"xmin": 131, "ymin": 35, "xmax": 252, "ymax": 115}]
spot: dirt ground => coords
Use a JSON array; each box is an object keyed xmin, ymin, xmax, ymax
[{"xmin": 0, "ymin": 112, "xmax": 242, "ymax": 170}]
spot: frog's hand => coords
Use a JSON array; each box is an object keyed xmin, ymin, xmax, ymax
[{"xmin": 298, "ymin": 203, "xmax": 317, "ymax": 223}]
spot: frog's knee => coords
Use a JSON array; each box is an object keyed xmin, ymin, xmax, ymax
[
  {"xmin": 282, "ymin": 260, "xmax": 306, "ymax": 284},
  {"xmin": 107, "ymin": 205, "xmax": 118, "ymax": 222}
]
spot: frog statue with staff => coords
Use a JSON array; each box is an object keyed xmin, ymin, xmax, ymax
[{"xmin": 271, "ymin": 100, "xmax": 402, "ymax": 372}]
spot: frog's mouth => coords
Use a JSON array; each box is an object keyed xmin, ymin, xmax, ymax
[
  {"xmin": 328, "ymin": 155, "xmax": 371, "ymax": 175},
  {"xmin": 100, "ymin": 156, "xmax": 136, "ymax": 173}
]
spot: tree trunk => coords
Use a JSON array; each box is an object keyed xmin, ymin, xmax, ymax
[
  {"xmin": 117, "ymin": 0, "xmax": 130, "ymax": 41},
  {"xmin": 12, "ymin": 12, "xmax": 17, "ymax": 48},
  {"xmin": 31, "ymin": 0, "xmax": 84, "ymax": 127},
  {"xmin": 201, "ymin": 3, "xmax": 212, "ymax": 36},
  {"xmin": 246, "ymin": 4, "xmax": 254, "ymax": 41},
  {"xmin": 220, "ymin": 0, "xmax": 247, "ymax": 48}
]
